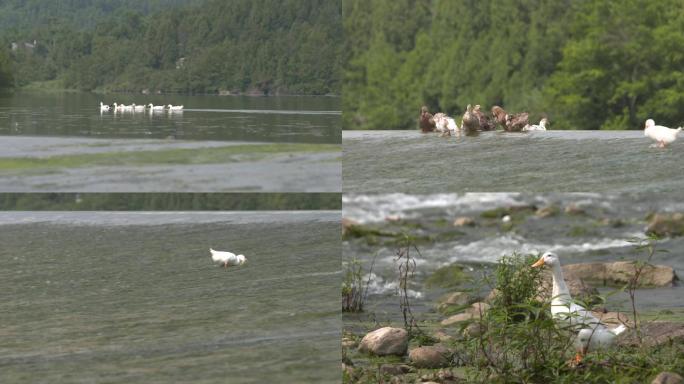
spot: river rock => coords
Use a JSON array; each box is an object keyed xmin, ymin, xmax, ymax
[
  {"xmin": 409, "ymin": 345, "xmax": 451, "ymax": 368},
  {"xmin": 341, "ymin": 336, "xmax": 357, "ymax": 349},
  {"xmin": 420, "ymin": 368, "xmax": 464, "ymax": 384},
  {"xmin": 646, "ymin": 213, "xmax": 684, "ymax": 237},
  {"xmin": 562, "ymin": 262, "xmax": 677, "ymax": 287},
  {"xmin": 358, "ymin": 327, "xmax": 408, "ymax": 356},
  {"xmin": 652, "ymin": 372, "xmax": 684, "ymax": 384},
  {"xmin": 619, "ymin": 322, "xmax": 684, "ymax": 348},
  {"xmin": 606, "ymin": 262, "xmax": 676, "ymax": 286},
  {"xmin": 484, "ymin": 289, "xmax": 500, "ymax": 303},
  {"xmin": 437, "ymin": 291, "xmax": 471, "ymax": 313},
  {"xmin": 432, "ymin": 329, "xmax": 459, "ymax": 343},
  {"xmin": 453, "ymin": 217, "xmax": 475, "ymax": 227},
  {"xmin": 463, "ymin": 322, "xmax": 486, "ymax": 338},
  {"xmin": 468, "ymin": 302, "xmax": 490, "ymax": 314},
  {"xmin": 589, "ymin": 311, "xmax": 633, "ymax": 327},
  {"xmin": 441, "ymin": 302, "xmax": 489, "ymax": 326},
  {"xmin": 535, "ymin": 205, "xmax": 559, "ymax": 218},
  {"xmin": 441, "ymin": 312, "xmax": 474, "ymax": 326},
  {"xmin": 564, "ymin": 204, "xmax": 586, "ymax": 215},
  {"xmin": 379, "ymin": 364, "xmax": 412, "ymax": 375},
  {"xmin": 537, "ymin": 270, "xmax": 599, "ymax": 303}
]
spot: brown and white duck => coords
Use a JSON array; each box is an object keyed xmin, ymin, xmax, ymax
[
  {"xmin": 491, "ymin": 105, "xmax": 529, "ymax": 132},
  {"xmin": 461, "ymin": 104, "xmax": 481, "ymax": 134},
  {"xmin": 473, "ymin": 105, "xmax": 495, "ymax": 131},
  {"xmin": 419, "ymin": 106, "xmax": 436, "ymax": 133}
]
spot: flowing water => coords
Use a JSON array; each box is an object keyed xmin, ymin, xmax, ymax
[
  {"xmin": 342, "ymin": 131, "xmax": 682, "ymax": 193},
  {"xmin": 0, "ymin": 93, "xmax": 341, "ymax": 192},
  {"xmin": 0, "ymin": 211, "xmax": 340, "ymax": 383},
  {"xmin": 343, "ymin": 193, "xmax": 683, "ymax": 321},
  {"xmin": 0, "ymin": 92, "xmax": 340, "ymax": 143}
]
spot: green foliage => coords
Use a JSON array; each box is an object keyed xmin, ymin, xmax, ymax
[
  {"xmin": 544, "ymin": 0, "xmax": 684, "ymax": 130},
  {"xmin": 490, "ymin": 253, "xmax": 545, "ymax": 316},
  {"xmin": 342, "ymin": 253, "xmax": 375, "ymax": 313},
  {"xmin": 0, "ymin": 193, "xmax": 341, "ymax": 210},
  {"xmin": 460, "ymin": 252, "xmax": 684, "ymax": 383},
  {"xmin": 1, "ymin": 0, "xmax": 341, "ymax": 94},
  {"xmin": 344, "ymin": 0, "xmax": 684, "ymax": 130},
  {"xmin": 0, "ymin": 48, "xmax": 12, "ymax": 89},
  {"xmin": 425, "ymin": 264, "xmax": 469, "ymax": 289}
]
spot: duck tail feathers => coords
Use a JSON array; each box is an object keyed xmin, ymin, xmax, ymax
[{"xmin": 610, "ymin": 324, "xmax": 628, "ymax": 336}]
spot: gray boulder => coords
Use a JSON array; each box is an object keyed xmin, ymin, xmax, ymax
[
  {"xmin": 646, "ymin": 213, "xmax": 684, "ymax": 237},
  {"xmin": 358, "ymin": 327, "xmax": 408, "ymax": 356},
  {"xmin": 652, "ymin": 372, "xmax": 684, "ymax": 384},
  {"xmin": 409, "ymin": 345, "xmax": 451, "ymax": 368},
  {"xmin": 437, "ymin": 291, "xmax": 471, "ymax": 313},
  {"xmin": 562, "ymin": 262, "xmax": 677, "ymax": 287}
]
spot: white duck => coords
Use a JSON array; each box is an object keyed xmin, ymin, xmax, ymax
[
  {"xmin": 113, "ymin": 102, "xmax": 125, "ymax": 112},
  {"xmin": 132, "ymin": 104, "xmax": 145, "ymax": 112},
  {"xmin": 433, "ymin": 113, "xmax": 460, "ymax": 137},
  {"xmin": 167, "ymin": 104, "xmax": 184, "ymax": 111},
  {"xmin": 99, "ymin": 102, "xmax": 110, "ymax": 112},
  {"xmin": 210, "ymin": 248, "xmax": 247, "ymax": 268},
  {"xmin": 644, "ymin": 119, "xmax": 681, "ymax": 148},
  {"xmin": 148, "ymin": 103, "xmax": 165, "ymax": 111},
  {"xmin": 523, "ymin": 118, "xmax": 548, "ymax": 132},
  {"xmin": 532, "ymin": 252, "xmax": 627, "ymax": 363}
]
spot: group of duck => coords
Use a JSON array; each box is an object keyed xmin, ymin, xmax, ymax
[
  {"xmin": 419, "ymin": 104, "xmax": 547, "ymax": 136},
  {"xmin": 420, "ymin": 104, "xmax": 683, "ymax": 147},
  {"xmin": 99, "ymin": 102, "xmax": 184, "ymax": 113}
]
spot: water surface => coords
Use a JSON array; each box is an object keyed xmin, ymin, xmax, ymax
[
  {"xmin": 343, "ymin": 130, "xmax": 681, "ymax": 193},
  {"xmin": 0, "ymin": 92, "xmax": 341, "ymax": 192},
  {"xmin": 0, "ymin": 92, "xmax": 340, "ymax": 144},
  {"xmin": 0, "ymin": 211, "xmax": 340, "ymax": 383},
  {"xmin": 343, "ymin": 193, "xmax": 683, "ymax": 321}
]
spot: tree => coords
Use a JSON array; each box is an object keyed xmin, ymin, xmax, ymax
[{"xmin": 0, "ymin": 49, "xmax": 12, "ymax": 89}]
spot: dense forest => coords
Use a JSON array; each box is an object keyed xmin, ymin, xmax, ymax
[
  {"xmin": 343, "ymin": 0, "xmax": 684, "ymax": 130},
  {"xmin": 0, "ymin": 0, "xmax": 341, "ymax": 95},
  {"xmin": 0, "ymin": 193, "xmax": 341, "ymax": 210}
]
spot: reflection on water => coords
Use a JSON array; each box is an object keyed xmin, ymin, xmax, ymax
[
  {"xmin": 342, "ymin": 130, "xmax": 682, "ymax": 193},
  {"xmin": 343, "ymin": 193, "xmax": 683, "ymax": 317},
  {"xmin": 0, "ymin": 211, "xmax": 340, "ymax": 383},
  {"xmin": 0, "ymin": 92, "xmax": 340, "ymax": 143}
]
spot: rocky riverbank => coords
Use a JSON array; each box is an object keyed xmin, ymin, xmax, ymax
[{"xmin": 343, "ymin": 195, "xmax": 684, "ymax": 383}]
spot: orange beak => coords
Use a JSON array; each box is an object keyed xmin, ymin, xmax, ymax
[{"xmin": 531, "ymin": 257, "xmax": 545, "ymax": 268}]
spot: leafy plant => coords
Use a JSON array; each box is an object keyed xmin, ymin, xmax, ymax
[
  {"xmin": 342, "ymin": 252, "xmax": 376, "ymax": 313},
  {"xmin": 627, "ymin": 233, "xmax": 665, "ymax": 343},
  {"xmin": 395, "ymin": 233, "xmax": 423, "ymax": 338},
  {"xmin": 462, "ymin": 253, "xmax": 575, "ymax": 382}
]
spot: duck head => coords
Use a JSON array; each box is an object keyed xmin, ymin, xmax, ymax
[
  {"xmin": 237, "ymin": 254, "xmax": 247, "ymax": 265},
  {"xmin": 645, "ymin": 119, "xmax": 655, "ymax": 129},
  {"xmin": 531, "ymin": 251, "xmax": 559, "ymax": 268}
]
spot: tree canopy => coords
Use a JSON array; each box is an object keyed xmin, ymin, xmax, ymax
[
  {"xmin": 1, "ymin": 0, "xmax": 341, "ymax": 95},
  {"xmin": 343, "ymin": 0, "xmax": 684, "ymax": 130}
]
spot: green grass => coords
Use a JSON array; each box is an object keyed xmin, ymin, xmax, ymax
[
  {"xmin": 20, "ymin": 79, "xmax": 76, "ymax": 92},
  {"xmin": 425, "ymin": 264, "xmax": 470, "ymax": 289},
  {"xmin": 0, "ymin": 143, "xmax": 340, "ymax": 172}
]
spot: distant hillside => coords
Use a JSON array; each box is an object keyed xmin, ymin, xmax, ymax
[
  {"xmin": 0, "ymin": 0, "xmax": 194, "ymax": 31},
  {"xmin": 1, "ymin": 0, "xmax": 341, "ymax": 95},
  {"xmin": 343, "ymin": 0, "xmax": 684, "ymax": 130}
]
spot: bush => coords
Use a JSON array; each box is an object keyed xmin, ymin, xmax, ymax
[
  {"xmin": 342, "ymin": 253, "xmax": 376, "ymax": 313},
  {"xmin": 458, "ymin": 252, "xmax": 683, "ymax": 383}
]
